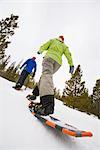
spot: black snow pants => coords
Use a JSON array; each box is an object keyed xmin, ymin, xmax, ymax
[{"xmin": 16, "ymin": 70, "xmax": 29, "ymax": 88}]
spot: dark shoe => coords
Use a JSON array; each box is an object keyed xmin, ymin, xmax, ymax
[
  {"xmin": 13, "ymin": 85, "xmax": 21, "ymax": 90},
  {"xmin": 15, "ymin": 87, "xmax": 21, "ymax": 90},
  {"xmin": 29, "ymin": 102, "xmax": 54, "ymax": 116},
  {"xmin": 30, "ymin": 95, "xmax": 54, "ymax": 116},
  {"xmin": 40, "ymin": 95, "xmax": 54, "ymax": 115},
  {"xmin": 14, "ymin": 83, "xmax": 22, "ymax": 89},
  {"xmin": 26, "ymin": 94, "xmax": 36, "ymax": 101},
  {"xmin": 26, "ymin": 85, "xmax": 39, "ymax": 101},
  {"xmin": 40, "ymin": 95, "xmax": 55, "ymax": 107},
  {"xmin": 35, "ymin": 104, "xmax": 54, "ymax": 116},
  {"xmin": 32, "ymin": 85, "xmax": 39, "ymax": 96},
  {"xmin": 45, "ymin": 105, "xmax": 54, "ymax": 115}
]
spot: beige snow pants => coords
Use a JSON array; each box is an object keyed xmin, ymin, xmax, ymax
[{"xmin": 39, "ymin": 57, "xmax": 61, "ymax": 97}]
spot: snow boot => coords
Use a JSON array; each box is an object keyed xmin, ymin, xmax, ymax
[
  {"xmin": 34, "ymin": 95, "xmax": 54, "ymax": 116},
  {"xmin": 26, "ymin": 85, "xmax": 39, "ymax": 101},
  {"xmin": 26, "ymin": 94, "xmax": 36, "ymax": 101},
  {"xmin": 13, "ymin": 83, "xmax": 22, "ymax": 90}
]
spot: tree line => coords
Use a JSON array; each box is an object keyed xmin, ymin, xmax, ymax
[
  {"xmin": 0, "ymin": 14, "xmax": 35, "ymax": 89},
  {"xmin": 54, "ymin": 65, "xmax": 100, "ymax": 119},
  {"xmin": 0, "ymin": 14, "xmax": 100, "ymax": 118}
]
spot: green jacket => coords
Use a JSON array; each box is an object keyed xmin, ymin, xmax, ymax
[{"xmin": 38, "ymin": 38, "xmax": 74, "ymax": 66}]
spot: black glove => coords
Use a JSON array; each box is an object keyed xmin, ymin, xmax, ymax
[{"xmin": 69, "ymin": 66, "xmax": 74, "ymax": 74}]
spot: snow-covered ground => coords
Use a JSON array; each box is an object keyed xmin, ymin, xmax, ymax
[{"xmin": 0, "ymin": 77, "xmax": 100, "ymax": 150}]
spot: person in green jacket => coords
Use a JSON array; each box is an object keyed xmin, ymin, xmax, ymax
[{"xmin": 28, "ymin": 36, "xmax": 74, "ymax": 116}]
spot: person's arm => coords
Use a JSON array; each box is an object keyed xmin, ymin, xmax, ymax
[
  {"xmin": 64, "ymin": 46, "xmax": 74, "ymax": 74},
  {"xmin": 32, "ymin": 64, "xmax": 37, "ymax": 77},
  {"xmin": 64, "ymin": 46, "xmax": 74, "ymax": 66},
  {"xmin": 20, "ymin": 59, "xmax": 29, "ymax": 69},
  {"xmin": 38, "ymin": 39, "xmax": 52, "ymax": 54}
]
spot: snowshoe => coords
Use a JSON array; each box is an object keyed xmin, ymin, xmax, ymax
[{"xmin": 29, "ymin": 102, "xmax": 54, "ymax": 116}]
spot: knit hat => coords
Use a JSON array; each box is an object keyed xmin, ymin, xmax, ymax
[
  {"xmin": 32, "ymin": 56, "xmax": 36, "ymax": 60},
  {"xmin": 59, "ymin": 35, "xmax": 64, "ymax": 42}
]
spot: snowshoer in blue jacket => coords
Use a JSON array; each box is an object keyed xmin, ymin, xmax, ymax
[{"xmin": 14, "ymin": 56, "xmax": 37, "ymax": 90}]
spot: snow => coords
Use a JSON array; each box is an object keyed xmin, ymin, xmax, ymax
[{"xmin": 0, "ymin": 77, "xmax": 100, "ymax": 150}]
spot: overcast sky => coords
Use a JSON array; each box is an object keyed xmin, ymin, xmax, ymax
[{"xmin": 0, "ymin": 0, "xmax": 100, "ymax": 94}]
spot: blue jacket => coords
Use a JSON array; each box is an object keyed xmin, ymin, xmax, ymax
[{"xmin": 20, "ymin": 58, "xmax": 37, "ymax": 74}]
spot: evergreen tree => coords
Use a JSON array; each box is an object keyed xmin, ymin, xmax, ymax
[
  {"xmin": 92, "ymin": 79, "xmax": 100, "ymax": 101},
  {"xmin": 63, "ymin": 65, "xmax": 88, "ymax": 97},
  {"xmin": 0, "ymin": 55, "xmax": 10, "ymax": 70},
  {"xmin": 92, "ymin": 79, "xmax": 100, "ymax": 118},
  {"xmin": 5, "ymin": 62, "xmax": 16, "ymax": 81},
  {"xmin": 0, "ymin": 14, "xmax": 19, "ymax": 82},
  {"xmin": 0, "ymin": 14, "xmax": 19, "ymax": 60},
  {"xmin": 14, "ymin": 60, "xmax": 23, "ymax": 74}
]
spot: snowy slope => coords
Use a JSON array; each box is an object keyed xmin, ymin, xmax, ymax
[{"xmin": 0, "ymin": 77, "xmax": 100, "ymax": 150}]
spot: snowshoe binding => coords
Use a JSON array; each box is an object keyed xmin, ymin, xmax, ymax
[{"xmin": 29, "ymin": 102, "xmax": 54, "ymax": 116}]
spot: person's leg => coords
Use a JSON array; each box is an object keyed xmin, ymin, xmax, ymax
[
  {"xmin": 34, "ymin": 58, "xmax": 61, "ymax": 115},
  {"xmin": 16, "ymin": 70, "xmax": 29, "ymax": 88},
  {"xmin": 39, "ymin": 58, "xmax": 61, "ymax": 96},
  {"xmin": 35, "ymin": 58, "xmax": 54, "ymax": 115},
  {"xmin": 39, "ymin": 57, "xmax": 54, "ymax": 96}
]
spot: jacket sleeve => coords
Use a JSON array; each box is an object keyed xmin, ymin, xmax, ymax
[
  {"xmin": 38, "ymin": 40, "xmax": 52, "ymax": 54},
  {"xmin": 20, "ymin": 59, "xmax": 29, "ymax": 69},
  {"xmin": 64, "ymin": 46, "xmax": 74, "ymax": 66}
]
